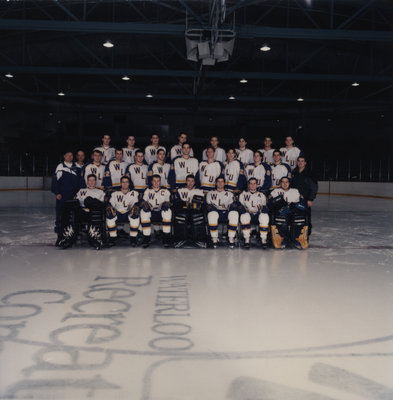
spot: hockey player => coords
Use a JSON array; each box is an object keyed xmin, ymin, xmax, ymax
[
  {"xmin": 94, "ymin": 134, "xmax": 115, "ymax": 165},
  {"xmin": 172, "ymin": 174, "xmax": 206, "ymax": 248},
  {"xmin": 170, "ymin": 132, "xmax": 194, "ymax": 161},
  {"xmin": 51, "ymin": 151, "xmax": 80, "ymax": 234},
  {"xmin": 103, "ymin": 148, "xmax": 129, "ymax": 189},
  {"xmin": 291, "ymin": 156, "xmax": 318, "ymax": 235},
  {"xmin": 270, "ymin": 149, "xmax": 291, "ymax": 188},
  {"xmin": 244, "ymin": 151, "xmax": 272, "ymax": 193},
  {"xmin": 147, "ymin": 148, "xmax": 170, "ymax": 189},
  {"xmin": 75, "ymin": 150, "xmax": 86, "ymax": 170},
  {"xmin": 280, "ymin": 135, "xmax": 303, "ymax": 170},
  {"xmin": 269, "ymin": 176, "xmax": 308, "ymax": 249},
  {"xmin": 106, "ymin": 176, "xmax": 141, "ymax": 247},
  {"xmin": 197, "ymin": 146, "xmax": 224, "ymax": 192},
  {"xmin": 81, "ymin": 150, "xmax": 106, "ymax": 189},
  {"xmin": 122, "ymin": 135, "xmax": 140, "ymax": 165},
  {"xmin": 236, "ymin": 137, "xmax": 254, "ymax": 166},
  {"xmin": 57, "ymin": 174, "xmax": 106, "ymax": 250},
  {"xmin": 126, "ymin": 150, "xmax": 148, "ymax": 194},
  {"xmin": 144, "ymin": 133, "xmax": 166, "ymax": 165},
  {"xmin": 202, "ymin": 136, "xmax": 226, "ymax": 163},
  {"xmin": 224, "ymin": 148, "xmax": 247, "ymax": 193},
  {"xmin": 140, "ymin": 174, "xmax": 172, "ymax": 248},
  {"xmin": 238, "ymin": 178, "xmax": 269, "ymax": 249},
  {"xmin": 258, "ymin": 136, "xmax": 275, "ymax": 165},
  {"xmin": 169, "ymin": 143, "xmax": 199, "ymax": 189}
]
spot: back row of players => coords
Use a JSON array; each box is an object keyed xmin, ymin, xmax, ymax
[{"xmin": 52, "ymin": 132, "xmax": 317, "ymax": 250}]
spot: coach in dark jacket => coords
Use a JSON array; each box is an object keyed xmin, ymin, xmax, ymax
[{"xmin": 291, "ymin": 156, "xmax": 318, "ymax": 234}]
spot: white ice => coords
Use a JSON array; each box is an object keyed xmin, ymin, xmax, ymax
[{"xmin": 0, "ymin": 191, "xmax": 393, "ymax": 400}]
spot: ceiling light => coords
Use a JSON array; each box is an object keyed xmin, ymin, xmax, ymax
[
  {"xmin": 103, "ymin": 40, "xmax": 114, "ymax": 48},
  {"xmin": 240, "ymin": 78, "xmax": 248, "ymax": 84},
  {"xmin": 5, "ymin": 73, "xmax": 13, "ymax": 78},
  {"xmin": 228, "ymin": 96, "xmax": 236, "ymax": 100},
  {"xmin": 122, "ymin": 75, "xmax": 130, "ymax": 81},
  {"xmin": 351, "ymin": 81, "xmax": 360, "ymax": 87},
  {"xmin": 260, "ymin": 44, "xmax": 271, "ymax": 52},
  {"xmin": 146, "ymin": 93, "xmax": 153, "ymax": 98},
  {"xmin": 58, "ymin": 92, "xmax": 65, "ymax": 96},
  {"xmin": 297, "ymin": 97, "xmax": 304, "ymax": 102}
]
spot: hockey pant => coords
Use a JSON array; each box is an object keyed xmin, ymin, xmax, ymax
[
  {"xmin": 240, "ymin": 212, "xmax": 269, "ymax": 243},
  {"xmin": 57, "ymin": 200, "xmax": 80, "ymax": 247},
  {"xmin": 106, "ymin": 206, "xmax": 140, "ymax": 238},
  {"xmin": 140, "ymin": 209, "xmax": 172, "ymax": 236},
  {"xmin": 207, "ymin": 210, "xmax": 239, "ymax": 240}
]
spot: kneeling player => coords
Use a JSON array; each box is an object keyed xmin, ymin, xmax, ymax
[
  {"xmin": 269, "ymin": 177, "xmax": 308, "ymax": 249},
  {"xmin": 57, "ymin": 174, "xmax": 105, "ymax": 249},
  {"xmin": 206, "ymin": 177, "xmax": 239, "ymax": 248},
  {"xmin": 238, "ymin": 178, "xmax": 269, "ymax": 249},
  {"xmin": 140, "ymin": 175, "xmax": 172, "ymax": 248},
  {"xmin": 173, "ymin": 174, "xmax": 206, "ymax": 248},
  {"xmin": 106, "ymin": 176, "xmax": 141, "ymax": 247}
]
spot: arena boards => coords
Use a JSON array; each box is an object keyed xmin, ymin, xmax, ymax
[{"xmin": 0, "ymin": 191, "xmax": 393, "ymax": 400}]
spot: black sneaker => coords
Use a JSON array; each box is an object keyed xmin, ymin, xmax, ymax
[
  {"xmin": 130, "ymin": 236, "xmax": 137, "ymax": 247},
  {"xmin": 142, "ymin": 235, "xmax": 150, "ymax": 248}
]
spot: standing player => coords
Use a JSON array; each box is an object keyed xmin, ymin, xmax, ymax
[
  {"xmin": 81, "ymin": 150, "xmax": 106, "ymax": 189},
  {"xmin": 197, "ymin": 146, "xmax": 224, "ymax": 192},
  {"xmin": 106, "ymin": 176, "xmax": 141, "ymax": 247},
  {"xmin": 122, "ymin": 135, "xmax": 140, "ymax": 165},
  {"xmin": 238, "ymin": 178, "xmax": 269, "ymax": 249},
  {"xmin": 206, "ymin": 177, "xmax": 239, "ymax": 248},
  {"xmin": 169, "ymin": 143, "xmax": 199, "ymax": 189},
  {"xmin": 270, "ymin": 149, "xmax": 291, "ymax": 188},
  {"xmin": 51, "ymin": 151, "xmax": 80, "ymax": 235},
  {"xmin": 258, "ymin": 136, "xmax": 275, "ymax": 165},
  {"xmin": 94, "ymin": 134, "xmax": 116, "ymax": 165},
  {"xmin": 224, "ymin": 148, "xmax": 247, "ymax": 193},
  {"xmin": 170, "ymin": 132, "xmax": 194, "ymax": 161},
  {"xmin": 147, "ymin": 148, "xmax": 170, "ymax": 189},
  {"xmin": 236, "ymin": 137, "xmax": 254, "ymax": 166},
  {"xmin": 126, "ymin": 150, "xmax": 148, "ymax": 194},
  {"xmin": 202, "ymin": 136, "xmax": 226, "ymax": 163},
  {"xmin": 280, "ymin": 135, "xmax": 303, "ymax": 170},
  {"xmin": 103, "ymin": 148, "xmax": 129, "ymax": 189},
  {"xmin": 172, "ymin": 174, "xmax": 206, "ymax": 248},
  {"xmin": 269, "ymin": 176, "xmax": 308, "ymax": 249},
  {"xmin": 144, "ymin": 133, "xmax": 166, "ymax": 165},
  {"xmin": 244, "ymin": 151, "xmax": 272, "ymax": 192},
  {"xmin": 140, "ymin": 175, "xmax": 172, "ymax": 248},
  {"xmin": 75, "ymin": 150, "xmax": 86, "ymax": 170}
]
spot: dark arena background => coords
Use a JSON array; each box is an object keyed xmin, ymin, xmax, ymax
[{"xmin": 0, "ymin": 1, "xmax": 392, "ymax": 400}]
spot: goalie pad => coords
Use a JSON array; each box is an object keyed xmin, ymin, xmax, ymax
[
  {"xmin": 173, "ymin": 210, "xmax": 188, "ymax": 244},
  {"xmin": 270, "ymin": 225, "xmax": 284, "ymax": 249},
  {"xmin": 191, "ymin": 195, "xmax": 204, "ymax": 210},
  {"xmin": 191, "ymin": 210, "xmax": 207, "ymax": 245},
  {"xmin": 58, "ymin": 200, "xmax": 79, "ymax": 249},
  {"xmin": 87, "ymin": 204, "xmax": 105, "ymax": 249},
  {"xmin": 291, "ymin": 213, "xmax": 308, "ymax": 249}
]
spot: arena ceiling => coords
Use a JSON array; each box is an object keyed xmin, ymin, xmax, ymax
[{"xmin": 0, "ymin": 0, "xmax": 392, "ymax": 118}]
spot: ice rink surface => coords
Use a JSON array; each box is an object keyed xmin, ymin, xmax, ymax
[{"xmin": 1, "ymin": 190, "xmax": 393, "ymax": 400}]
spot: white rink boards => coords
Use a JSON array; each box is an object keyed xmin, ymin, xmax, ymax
[{"xmin": 0, "ymin": 190, "xmax": 393, "ymax": 400}]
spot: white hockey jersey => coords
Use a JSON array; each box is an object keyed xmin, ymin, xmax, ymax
[
  {"xmin": 76, "ymin": 187, "xmax": 104, "ymax": 207},
  {"xmin": 143, "ymin": 188, "xmax": 171, "ymax": 211},
  {"xmin": 122, "ymin": 147, "xmax": 140, "ymax": 165},
  {"xmin": 239, "ymin": 191, "xmax": 267, "ymax": 214},
  {"xmin": 170, "ymin": 144, "xmax": 194, "ymax": 161},
  {"xmin": 144, "ymin": 145, "xmax": 166, "ymax": 165},
  {"xmin": 176, "ymin": 187, "xmax": 204, "ymax": 203},
  {"xmin": 171, "ymin": 157, "xmax": 199, "ymax": 186},
  {"xmin": 94, "ymin": 146, "xmax": 115, "ymax": 165},
  {"xmin": 270, "ymin": 187, "xmax": 301, "ymax": 204},
  {"xmin": 280, "ymin": 146, "xmax": 302, "ymax": 170},
  {"xmin": 245, "ymin": 163, "xmax": 271, "ymax": 190},
  {"xmin": 236, "ymin": 148, "xmax": 254, "ymax": 166},
  {"xmin": 109, "ymin": 189, "xmax": 140, "ymax": 213},
  {"xmin": 105, "ymin": 160, "xmax": 129, "ymax": 187},
  {"xmin": 198, "ymin": 161, "xmax": 223, "ymax": 190},
  {"xmin": 127, "ymin": 164, "xmax": 148, "ymax": 191},
  {"xmin": 148, "ymin": 162, "xmax": 171, "ymax": 188},
  {"xmin": 202, "ymin": 147, "xmax": 226, "ymax": 163},
  {"xmin": 270, "ymin": 163, "xmax": 291, "ymax": 187},
  {"xmin": 82, "ymin": 163, "xmax": 106, "ymax": 189},
  {"xmin": 258, "ymin": 148, "xmax": 275, "ymax": 165},
  {"xmin": 206, "ymin": 190, "xmax": 235, "ymax": 211},
  {"xmin": 224, "ymin": 160, "xmax": 245, "ymax": 191}
]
